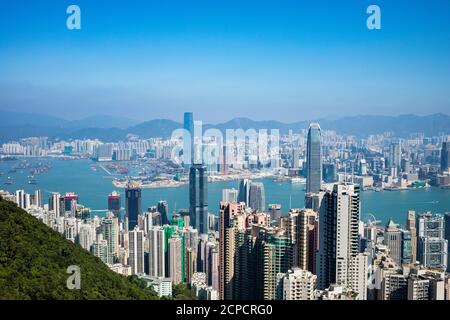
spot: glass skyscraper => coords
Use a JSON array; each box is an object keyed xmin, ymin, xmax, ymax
[
  {"xmin": 183, "ymin": 112, "xmax": 194, "ymax": 167},
  {"xmin": 125, "ymin": 186, "xmax": 141, "ymax": 231},
  {"xmin": 189, "ymin": 164, "xmax": 208, "ymax": 234},
  {"xmin": 306, "ymin": 123, "xmax": 322, "ymax": 194}
]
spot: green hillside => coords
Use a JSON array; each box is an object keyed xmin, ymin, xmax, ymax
[{"xmin": 0, "ymin": 198, "xmax": 158, "ymax": 300}]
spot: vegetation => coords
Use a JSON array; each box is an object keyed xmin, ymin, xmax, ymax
[
  {"xmin": 172, "ymin": 283, "xmax": 197, "ymax": 300},
  {"xmin": 0, "ymin": 198, "xmax": 158, "ymax": 300}
]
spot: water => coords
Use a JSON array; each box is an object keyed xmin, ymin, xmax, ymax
[{"xmin": 1, "ymin": 158, "xmax": 449, "ymax": 225}]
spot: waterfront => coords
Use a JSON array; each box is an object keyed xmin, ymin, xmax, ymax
[{"xmin": 1, "ymin": 158, "xmax": 450, "ymax": 224}]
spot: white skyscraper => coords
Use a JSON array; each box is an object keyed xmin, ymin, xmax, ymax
[
  {"xmin": 149, "ymin": 226, "xmax": 166, "ymax": 278},
  {"xmin": 129, "ymin": 228, "xmax": 145, "ymax": 275}
]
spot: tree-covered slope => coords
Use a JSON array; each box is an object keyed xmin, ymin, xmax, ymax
[{"xmin": 0, "ymin": 199, "xmax": 158, "ymax": 300}]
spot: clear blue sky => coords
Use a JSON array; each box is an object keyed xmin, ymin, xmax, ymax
[{"xmin": 1, "ymin": 0, "xmax": 450, "ymax": 122}]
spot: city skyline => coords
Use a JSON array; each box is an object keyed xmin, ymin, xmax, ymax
[{"xmin": 1, "ymin": 1, "xmax": 450, "ymax": 121}]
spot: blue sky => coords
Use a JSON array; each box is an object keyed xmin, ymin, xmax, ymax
[{"xmin": 1, "ymin": 0, "xmax": 450, "ymax": 122}]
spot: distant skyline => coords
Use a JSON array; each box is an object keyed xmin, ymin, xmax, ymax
[{"xmin": 1, "ymin": 0, "xmax": 450, "ymax": 122}]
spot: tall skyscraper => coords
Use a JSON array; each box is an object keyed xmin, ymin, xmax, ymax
[
  {"xmin": 125, "ymin": 183, "xmax": 141, "ymax": 231},
  {"xmin": 148, "ymin": 226, "xmax": 166, "ymax": 278},
  {"xmin": 406, "ymin": 210, "xmax": 417, "ymax": 263},
  {"xmin": 237, "ymin": 179, "xmax": 251, "ymax": 205},
  {"xmin": 107, "ymin": 191, "xmax": 121, "ymax": 217},
  {"xmin": 268, "ymin": 204, "xmax": 281, "ymax": 225},
  {"xmin": 34, "ymin": 189, "xmax": 42, "ymax": 208},
  {"xmin": 157, "ymin": 200, "xmax": 169, "ymax": 225},
  {"xmin": 49, "ymin": 192, "xmax": 61, "ymax": 217},
  {"xmin": 129, "ymin": 228, "xmax": 145, "ymax": 275},
  {"xmin": 445, "ymin": 213, "xmax": 450, "ymax": 272},
  {"xmin": 168, "ymin": 235, "xmax": 183, "ymax": 284},
  {"xmin": 389, "ymin": 140, "xmax": 402, "ymax": 171},
  {"xmin": 249, "ymin": 182, "xmax": 265, "ymax": 212},
  {"xmin": 317, "ymin": 183, "xmax": 367, "ymax": 299},
  {"xmin": 385, "ymin": 219, "xmax": 402, "ymax": 266},
  {"xmin": 441, "ymin": 141, "xmax": 450, "ymax": 173},
  {"xmin": 189, "ymin": 164, "xmax": 208, "ymax": 234},
  {"xmin": 417, "ymin": 214, "xmax": 448, "ymax": 270},
  {"xmin": 101, "ymin": 218, "xmax": 117, "ymax": 264},
  {"xmin": 306, "ymin": 123, "xmax": 322, "ymax": 194}
]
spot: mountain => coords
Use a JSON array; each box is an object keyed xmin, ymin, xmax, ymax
[
  {"xmin": 0, "ymin": 110, "xmax": 449, "ymax": 142},
  {"xmin": 0, "ymin": 198, "xmax": 158, "ymax": 300}
]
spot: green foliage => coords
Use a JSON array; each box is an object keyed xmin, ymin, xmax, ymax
[
  {"xmin": 0, "ymin": 199, "xmax": 158, "ymax": 300},
  {"xmin": 172, "ymin": 283, "xmax": 197, "ymax": 300}
]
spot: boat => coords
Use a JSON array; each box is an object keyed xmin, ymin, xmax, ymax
[{"xmin": 4, "ymin": 177, "xmax": 13, "ymax": 185}]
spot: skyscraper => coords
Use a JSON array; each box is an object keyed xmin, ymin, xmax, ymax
[
  {"xmin": 417, "ymin": 214, "xmax": 448, "ymax": 270},
  {"xmin": 168, "ymin": 235, "xmax": 183, "ymax": 285},
  {"xmin": 268, "ymin": 204, "xmax": 281, "ymax": 226},
  {"xmin": 249, "ymin": 182, "xmax": 265, "ymax": 212},
  {"xmin": 157, "ymin": 200, "xmax": 169, "ymax": 225},
  {"xmin": 107, "ymin": 191, "xmax": 121, "ymax": 217},
  {"xmin": 129, "ymin": 228, "xmax": 145, "ymax": 275},
  {"xmin": 101, "ymin": 218, "xmax": 117, "ymax": 265},
  {"xmin": 389, "ymin": 140, "xmax": 402, "ymax": 171},
  {"xmin": 306, "ymin": 123, "xmax": 322, "ymax": 194},
  {"xmin": 125, "ymin": 183, "xmax": 141, "ymax": 231},
  {"xmin": 406, "ymin": 210, "xmax": 418, "ymax": 263},
  {"xmin": 317, "ymin": 183, "xmax": 366, "ymax": 299},
  {"xmin": 148, "ymin": 226, "xmax": 166, "ymax": 278},
  {"xmin": 441, "ymin": 141, "xmax": 450, "ymax": 173},
  {"xmin": 237, "ymin": 179, "xmax": 251, "ymax": 205},
  {"xmin": 222, "ymin": 188, "xmax": 238, "ymax": 203},
  {"xmin": 277, "ymin": 268, "xmax": 316, "ymax": 300},
  {"xmin": 189, "ymin": 164, "xmax": 208, "ymax": 234},
  {"xmin": 445, "ymin": 213, "xmax": 450, "ymax": 272},
  {"xmin": 385, "ymin": 219, "xmax": 402, "ymax": 266}
]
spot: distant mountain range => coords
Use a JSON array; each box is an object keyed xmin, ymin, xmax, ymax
[{"xmin": 0, "ymin": 110, "xmax": 449, "ymax": 143}]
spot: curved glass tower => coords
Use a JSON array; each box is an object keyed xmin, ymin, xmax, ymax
[{"xmin": 306, "ymin": 123, "xmax": 322, "ymax": 194}]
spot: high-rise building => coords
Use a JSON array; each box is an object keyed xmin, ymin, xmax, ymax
[
  {"xmin": 237, "ymin": 179, "xmax": 251, "ymax": 205},
  {"xmin": 277, "ymin": 268, "xmax": 316, "ymax": 300},
  {"xmin": 305, "ymin": 123, "xmax": 322, "ymax": 194},
  {"xmin": 101, "ymin": 218, "xmax": 117, "ymax": 264},
  {"xmin": 129, "ymin": 228, "xmax": 145, "ymax": 275},
  {"xmin": 125, "ymin": 184, "xmax": 141, "ymax": 231},
  {"xmin": 107, "ymin": 191, "xmax": 121, "ymax": 217},
  {"xmin": 444, "ymin": 213, "xmax": 450, "ymax": 272},
  {"xmin": 157, "ymin": 200, "xmax": 169, "ymax": 225},
  {"xmin": 222, "ymin": 188, "xmax": 238, "ymax": 203},
  {"xmin": 168, "ymin": 235, "xmax": 183, "ymax": 284},
  {"xmin": 49, "ymin": 192, "xmax": 61, "ymax": 217},
  {"xmin": 34, "ymin": 189, "xmax": 42, "ymax": 208},
  {"xmin": 317, "ymin": 184, "xmax": 364, "ymax": 297},
  {"xmin": 389, "ymin": 140, "xmax": 402, "ymax": 171},
  {"xmin": 406, "ymin": 210, "xmax": 417, "ymax": 263},
  {"xmin": 92, "ymin": 234, "xmax": 109, "ymax": 264},
  {"xmin": 268, "ymin": 204, "xmax": 281, "ymax": 226},
  {"xmin": 384, "ymin": 219, "xmax": 402, "ymax": 266},
  {"xmin": 189, "ymin": 164, "xmax": 208, "ymax": 234},
  {"xmin": 148, "ymin": 226, "xmax": 166, "ymax": 278},
  {"xmin": 249, "ymin": 182, "xmax": 265, "ymax": 212},
  {"xmin": 15, "ymin": 190, "xmax": 25, "ymax": 209},
  {"xmin": 440, "ymin": 141, "xmax": 450, "ymax": 173},
  {"xmin": 417, "ymin": 214, "xmax": 448, "ymax": 270},
  {"xmin": 63, "ymin": 192, "xmax": 79, "ymax": 213},
  {"xmin": 285, "ymin": 208, "xmax": 317, "ymax": 272},
  {"xmin": 77, "ymin": 223, "xmax": 94, "ymax": 251}
]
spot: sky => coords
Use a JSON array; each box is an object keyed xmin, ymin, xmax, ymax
[{"xmin": 1, "ymin": 0, "xmax": 450, "ymax": 123}]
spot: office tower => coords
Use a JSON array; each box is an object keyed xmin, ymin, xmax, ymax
[
  {"xmin": 277, "ymin": 268, "xmax": 316, "ymax": 300},
  {"xmin": 168, "ymin": 235, "xmax": 183, "ymax": 284},
  {"xmin": 417, "ymin": 214, "xmax": 448, "ymax": 270},
  {"xmin": 49, "ymin": 192, "xmax": 61, "ymax": 217},
  {"xmin": 222, "ymin": 188, "xmax": 238, "ymax": 203},
  {"xmin": 237, "ymin": 179, "xmax": 250, "ymax": 205},
  {"xmin": 157, "ymin": 200, "xmax": 169, "ymax": 225},
  {"xmin": 101, "ymin": 219, "xmax": 116, "ymax": 264},
  {"xmin": 125, "ymin": 183, "xmax": 141, "ymax": 231},
  {"xmin": 389, "ymin": 140, "xmax": 402, "ymax": 171},
  {"xmin": 129, "ymin": 228, "xmax": 145, "ymax": 275},
  {"xmin": 107, "ymin": 191, "xmax": 121, "ymax": 217},
  {"xmin": 77, "ymin": 224, "xmax": 94, "ymax": 251},
  {"xmin": 406, "ymin": 210, "xmax": 417, "ymax": 263},
  {"xmin": 208, "ymin": 246, "xmax": 220, "ymax": 291},
  {"xmin": 292, "ymin": 148, "xmax": 300, "ymax": 169},
  {"xmin": 445, "ymin": 213, "xmax": 450, "ymax": 272},
  {"xmin": 189, "ymin": 164, "xmax": 208, "ymax": 234},
  {"xmin": 441, "ymin": 141, "xmax": 450, "ymax": 173},
  {"xmin": 348, "ymin": 253, "xmax": 368, "ymax": 300},
  {"xmin": 183, "ymin": 112, "xmax": 194, "ymax": 167},
  {"xmin": 384, "ymin": 219, "xmax": 402, "ymax": 266},
  {"xmin": 15, "ymin": 190, "xmax": 25, "ymax": 209},
  {"xmin": 401, "ymin": 230, "xmax": 413, "ymax": 265},
  {"xmin": 34, "ymin": 189, "xmax": 42, "ymax": 208},
  {"xmin": 285, "ymin": 209, "xmax": 317, "ymax": 272},
  {"xmin": 306, "ymin": 123, "xmax": 322, "ymax": 194},
  {"xmin": 268, "ymin": 204, "xmax": 281, "ymax": 225},
  {"xmin": 304, "ymin": 192, "xmax": 322, "ymax": 212},
  {"xmin": 149, "ymin": 226, "xmax": 166, "ymax": 278},
  {"xmin": 317, "ymin": 184, "xmax": 362, "ymax": 291},
  {"xmin": 219, "ymin": 202, "xmax": 246, "ymax": 300},
  {"xmin": 63, "ymin": 192, "xmax": 79, "ymax": 213},
  {"xmin": 92, "ymin": 235, "xmax": 109, "ymax": 264},
  {"xmin": 249, "ymin": 182, "xmax": 265, "ymax": 212},
  {"xmin": 185, "ymin": 247, "xmax": 196, "ymax": 285}
]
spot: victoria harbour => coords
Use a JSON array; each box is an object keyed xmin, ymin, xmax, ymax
[{"xmin": 1, "ymin": 157, "xmax": 449, "ymax": 224}]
